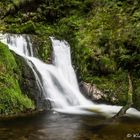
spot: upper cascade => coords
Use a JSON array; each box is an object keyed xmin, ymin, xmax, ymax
[{"xmin": 0, "ymin": 33, "xmax": 33, "ymax": 56}]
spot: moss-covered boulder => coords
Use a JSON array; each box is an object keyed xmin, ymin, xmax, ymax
[{"xmin": 0, "ymin": 42, "xmax": 35, "ymax": 115}]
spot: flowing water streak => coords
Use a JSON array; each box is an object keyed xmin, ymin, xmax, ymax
[
  {"xmin": 0, "ymin": 34, "xmax": 44, "ymax": 101},
  {"xmin": 1, "ymin": 33, "xmax": 140, "ymax": 117}
]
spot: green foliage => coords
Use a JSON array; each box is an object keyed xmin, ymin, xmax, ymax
[
  {"xmin": 91, "ymin": 71, "xmax": 128, "ymax": 105},
  {"xmin": 32, "ymin": 35, "xmax": 52, "ymax": 62},
  {"xmin": 0, "ymin": 42, "xmax": 35, "ymax": 115},
  {"xmin": 4, "ymin": 19, "xmax": 36, "ymax": 33}
]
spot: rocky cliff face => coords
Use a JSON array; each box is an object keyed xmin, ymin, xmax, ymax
[{"xmin": 80, "ymin": 82, "xmax": 106, "ymax": 102}]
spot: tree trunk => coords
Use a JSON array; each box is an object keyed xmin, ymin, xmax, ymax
[{"xmin": 113, "ymin": 72, "xmax": 133, "ymax": 119}]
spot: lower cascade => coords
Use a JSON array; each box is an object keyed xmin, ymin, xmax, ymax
[{"xmin": 0, "ymin": 33, "xmax": 140, "ymax": 117}]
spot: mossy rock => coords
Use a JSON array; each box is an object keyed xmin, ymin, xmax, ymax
[
  {"xmin": 0, "ymin": 42, "xmax": 35, "ymax": 115},
  {"xmin": 13, "ymin": 52, "xmax": 43, "ymax": 109}
]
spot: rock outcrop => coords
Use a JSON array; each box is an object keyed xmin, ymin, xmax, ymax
[{"xmin": 80, "ymin": 81, "xmax": 118, "ymax": 104}]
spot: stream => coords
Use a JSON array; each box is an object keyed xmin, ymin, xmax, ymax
[{"xmin": 0, "ymin": 111, "xmax": 140, "ymax": 140}]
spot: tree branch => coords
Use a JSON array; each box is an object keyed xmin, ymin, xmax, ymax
[{"xmin": 113, "ymin": 72, "xmax": 133, "ymax": 119}]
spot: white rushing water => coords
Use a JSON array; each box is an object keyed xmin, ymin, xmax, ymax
[{"xmin": 0, "ymin": 33, "xmax": 140, "ymax": 117}]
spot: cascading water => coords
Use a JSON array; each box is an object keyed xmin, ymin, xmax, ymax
[
  {"xmin": 0, "ymin": 34, "xmax": 33, "ymax": 57},
  {"xmin": 1, "ymin": 33, "xmax": 140, "ymax": 117},
  {"xmin": 0, "ymin": 33, "xmax": 92, "ymax": 113}
]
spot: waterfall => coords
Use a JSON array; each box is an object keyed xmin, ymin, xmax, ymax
[
  {"xmin": 0, "ymin": 33, "xmax": 92, "ymax": 113},
  {"xmin": 1, "ymin": 33, "xmax": 140, "ymax": 117}
]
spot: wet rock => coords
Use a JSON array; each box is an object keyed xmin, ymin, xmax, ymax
[
  {"xmin": 80, "ymin": 82, "xmax": 106, "ymax": 101},
  {"xmin": 13, "ymin": 52, "xmax": 44, "ymax": 109},
  {"xmin": 80, "ymin": 81, "xmax": 119, "ymax": 104}
]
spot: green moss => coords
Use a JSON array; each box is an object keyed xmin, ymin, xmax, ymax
[
  {"xmin": 30, "ymin": 35, "xmax": 52, "ymax": 62},
  {"xmin": 88, "ymin": 71, "xmax": 128, "ymax": 105},
  {"xmin": 0, "ymin": 42, "xmax": 35, "ymax": 115}
]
